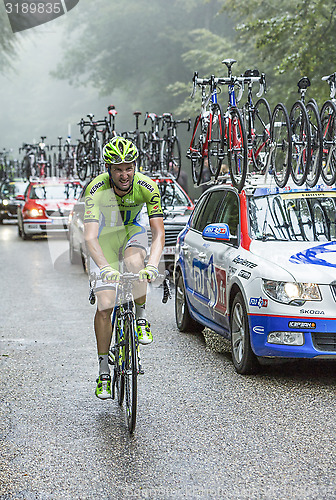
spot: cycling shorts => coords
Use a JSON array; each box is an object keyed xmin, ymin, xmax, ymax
[{"xmin": 89, "ymin": 223, "xmax": 148, "ymax": 292}]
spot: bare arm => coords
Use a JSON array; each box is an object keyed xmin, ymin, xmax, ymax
[
  {"xmin": 147, "ymin": 216, "xmax": 165, "ymax": 268},
  {"xmin": 84, "ymin": 221, "xmax": 110, "ymax": 269}
]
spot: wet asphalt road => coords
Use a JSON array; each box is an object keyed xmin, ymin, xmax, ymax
[{"xmin": 1, "ymin": 223, "xmax": 336, "ymax": 500}]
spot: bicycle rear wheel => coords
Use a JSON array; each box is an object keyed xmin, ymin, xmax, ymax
[
  {"xmin": 290, "ymin": 101, "xmax": 311, "ymax": 185},
  {"xmin": 320, "ymin": 100, "xmax": 336, "ymax": 185},
  {"xmin": 188, "ymin": 115, "xmax": 204, "ymax": 186},
  {"xmin": 306, "ymin": 100, "xmax": 323, "ymax": 187},
  {"xmin": 208, "ymin": 103, "xmax": 225, "ymax": 178},
  {"xmin": 76, "ymin": 142, "xmax": 88, "ymax": 181},
  {"xmin": 270, "ymin": 103, "xmax": 291, "ymax": 188},
  {"xmin": 124, "ymin": 314, "xmax": 137, "ymax": 433},
  {"xmin": 251, "ymin": 97, "xmax": 271, "ymax": 173},
  {"xmin": 162, "ymin": 137, "xmax": 181, "ymax": 180},
  {"xmin": 227, "ymin": 108, "xmax": 248, "ymax": 192}
]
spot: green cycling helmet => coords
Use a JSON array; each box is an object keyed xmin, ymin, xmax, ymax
[{"xmin": 103, "ymin": 136, "xmax": 138, "ymax": 164}]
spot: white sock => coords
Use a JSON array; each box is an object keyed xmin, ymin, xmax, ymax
[
  {"xmin": 98, "ymin": 354, "xmax": 110, "ymax": 376},
  {"xmin": 135, "ymin": 302, "xmax": 146, "ymax": 320}
]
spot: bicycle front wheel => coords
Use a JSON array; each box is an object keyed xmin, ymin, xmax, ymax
[
  {"xmin": 306, "ymin": 100, "xmax": 323, "ymax": 187},
  {"xmin": 270, "ymin": 103, "xmax": 291, "ymax": 188},
  {"xmin": 208, "ymin": 103, "xmax": 225, "ymax": 178},
  {"xmin": 111, "ymin": 309, "xmax": 125, "ymax": 405},
  {"xmin": 76, "ymin": 142, "xmax": 88, "ymax": 181},
  {"xmin": 251, "ymin": 97, "xmax": 271, "ymax": 173},
  {"xmin": 162, "ymin": 137, "xmax": 181, "ymax": 180},
  {"xmin": 320, "ymin": 100, "xmax": 336, "ymax": 185},
  {"xmin": 124, "ymin": 314, "xmax": 138, "ymax": 434},
  {"xmin": 189, "ymin": 115, "xmax": 204, "ymax": 186},
  {"xmin": 290, "ymin": 101, "xmax": 311, "ymax": 185},
  {"xmin": 227, "ymin": 108, "xmax": 248, "ymax": 192}
]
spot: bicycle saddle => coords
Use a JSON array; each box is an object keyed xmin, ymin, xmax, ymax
[
  {"xmin": 297, "ymin": 76, "xmax": 310, "ymax": 90},
  {"xmin": 243, "ymin": 69, "xmax": 260, "ymax": 77},
  {"xmin": 222, "ymin": 58, "xmax": 237, "ymax": 68}
]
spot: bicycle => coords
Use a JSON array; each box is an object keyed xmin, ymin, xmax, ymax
[
  {"xmin": 122, "ymin": 111, "xmax": 147, "ymax": 171},
  {"xmin": 288, "ymin": 78, "xmax": 313, "ymax": 186},
  {"xmin": 35, "ymin": 136, "xmax": 51, "ymax": 178},
  {"xmin": 238, "ymin": 69, "xmax": 271, "ymax": 175},
  {"xmin": 142, "ymin": 112, "xmax": 163, "ymax": 174},
  {"xmin": 188, "ymin": 59, "xmax": 248, "ymax": 191},
  {"xmin": 63, "ymin": 137, "xmax": 77, "ymax": 178},
  {"xmin": 161, "ymin": 113, "xmax": 190, "ymax": 180},
  {"xmin": 320, "ymin": 72, "xmax": 336, "ymax": 185},
  {"xmin": 19, "ymin": 143, "xmax": 38, "ymax": 180},
  {"xmin": 292, "ymin": 77, "xmax": 323, "ymax": 188},
  {"xmin": 76, "ymin": 114, "xmax": 104, "ymax": 181},
  {"xmin": 187, "ymin": 73, "xmax": 225, "ymax": 186},
  {"xmin": 268, "ymin": 102, "xmax": 292, "ymax": 188},
  {"xmin": 101, "ymin": 105, "xmax": 118, "ymax": 146},
  {"xmin": 51, "ymin": 136, "xmax": 65, "ymax": 177},
  {"xmin": 89, "ymin": 270, "xmax": 171, "ymax": 434}
]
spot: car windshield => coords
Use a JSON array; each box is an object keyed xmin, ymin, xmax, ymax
[
  {"xmin": 155, "ymin": 180, "xmax": 190, "ymax": 209},
  {"xmin": 1, "ymin": 182, "xmax": 27, "ymax": 197},
  {"xmin": 248, "ymin": 191, "xmax": 336, "ymax": 242},
  {"xmin": 30, "ymin": 183, "xmax": 81, "ymax": 200}
]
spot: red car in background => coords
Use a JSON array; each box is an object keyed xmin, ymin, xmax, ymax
[{"xmin": 17, "ymin": 178, "xmax": 82, "ymax": 239}]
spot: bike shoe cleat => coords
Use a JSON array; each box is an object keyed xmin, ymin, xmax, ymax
[
  {"xmin": 95, "ymin": 374, "xmax": 112, "ymax": 399},
  {"xmin": 136, "ymin": 318, "xmax": 153, "ymax": 345}
]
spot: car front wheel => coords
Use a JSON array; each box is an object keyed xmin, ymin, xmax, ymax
[
  {"xmin": 230, "ymin": 292, "xmax": 259, "ymax": 374},
  {"xmin": 175, "ymin": 271, "xmax": 202, "ymax": 332}
]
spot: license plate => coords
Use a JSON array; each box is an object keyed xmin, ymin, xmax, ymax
[{"xmin": 163, "ymin": 246, "xmax": 176, "ymax": 255}]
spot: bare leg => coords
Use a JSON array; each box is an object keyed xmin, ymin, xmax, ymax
[
  {"xmin": 124, "ymin": 246, "xmax": 147, "ymax": 304},
  {"xmin": 94, "ymin": 289, "xmax": 116, "ymax": 353}
]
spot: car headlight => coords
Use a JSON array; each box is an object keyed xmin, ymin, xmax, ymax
[
  {"xmin": 262, "ymin": 279, "xmax": 321, "ymax": 305},
  {"xmin": 2, "ymin": 199, "xmax": 9, "ymax": 206},
  {"xmin": 26, "ymin": 208, "xmax": 44, "ymax": 217}
]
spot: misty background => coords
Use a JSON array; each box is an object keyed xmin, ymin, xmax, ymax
[
  {"xmin": 0, "ymin": 17, "xmax": 124, "ymax": 153},
  {"xmin": 0, "ymin": 0, "xmax": 335, "ymax": 169}
]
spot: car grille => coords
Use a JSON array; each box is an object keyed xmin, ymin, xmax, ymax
[
  {"xmin": 311, "ymin": 333, "xmax": 336, "ymax": 352},
  {"xmin": 46, "ymin": 209, "xmax": 71, "ymax": 217},
  {"xmin": 147, "ymin": 225, "xmax": 183, "ymax": 247}
]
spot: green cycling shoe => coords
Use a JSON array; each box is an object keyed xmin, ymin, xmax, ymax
[
  {"xmin": 136, "ymin": 318, "xmax": 153, "ymax": 345},
  {"xmin": 95, "ymin": 374, "xmax": 111, "ymax": 399}
]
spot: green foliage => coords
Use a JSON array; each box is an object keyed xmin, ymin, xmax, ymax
[
  {"xmin": 54, "ymin": 0, "xmax": 336, "ymax": 121},
  {"xmin": 54, "ymin": 0, "xmax": 230, "ymax": 114},
  {"xmin": 220, "ymin": 0, "xmax": 336, "ymax": 108}
]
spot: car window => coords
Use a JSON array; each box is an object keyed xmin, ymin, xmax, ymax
[
  {"xmin": 216, "ymin": 191, "xmax": 240, "ymax": 237},
  {"xmin": 156, "ymin": 180, "xmax": 190, "ymax": 208},
  {"xmin": 192, "ymin": 190, "xmax": 225, "ymax": 232},
  {"xmin": 30, "ymin": 183, "xmax": 81, "ymax": 200},
  {"xmin": 249, "ymin": 192, "xmax": 336, "ymax": 241}
]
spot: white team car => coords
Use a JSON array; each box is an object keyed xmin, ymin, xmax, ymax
[{"xmin": 174, "ymin": 179, "xmax": 336, "ymax": 374}]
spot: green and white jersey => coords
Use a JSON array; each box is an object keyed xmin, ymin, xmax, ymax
[{"xmin": 84, "ymin": 171, "xmax": 163, "ymax": 229}]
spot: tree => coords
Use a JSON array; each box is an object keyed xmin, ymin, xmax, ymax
[
  {"xmin": 220, "ymin": 0, "xmax": 336, "ymax": 107},
  {"xmin": 53, "ymin": 0, "xmax": 230, "ymax": 114}
]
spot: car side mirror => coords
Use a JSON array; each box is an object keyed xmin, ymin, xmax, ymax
[{"xmin": 202, "ymin": 223, "xmax": 231, "ymax": 241}]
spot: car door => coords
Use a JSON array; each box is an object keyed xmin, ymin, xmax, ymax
[
  {"xmin": 208, "ymin": 190, "xmax": 240, "ymax": 329},
  {"xmin": 182, "ymin": 189, "xmax": 226, "ymax": 319}
]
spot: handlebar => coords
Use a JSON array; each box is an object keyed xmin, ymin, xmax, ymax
[
  {"xmin": 191, "ymin": 69, "xmax": 267, "ymax": 101},
  {"xmin": 89, "ymin": 270, "xmax": 172, "ymax": 305}
]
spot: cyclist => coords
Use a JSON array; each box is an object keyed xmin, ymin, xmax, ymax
[{"xmin": 84, "ymin": 136, "xmax": 165, "ymax": 399}]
